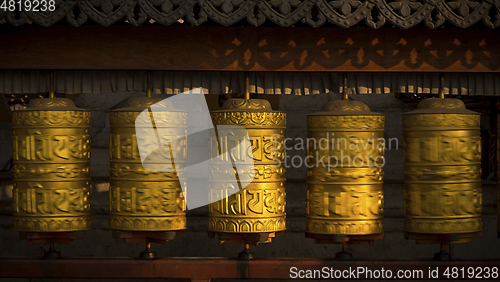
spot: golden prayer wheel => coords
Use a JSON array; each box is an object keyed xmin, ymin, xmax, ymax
[
  {"xmin": 208, "ymin": 98, "xmax": 286, "ymax": 244},
  {"xmin": 12, "ymin": 97, "xmax": 91, "ymax": 232},
  {"xmin": 306, "ymin": 99, "xmax": 385, "ymax": 243},
  {"xmin": 109, "ymin": 97, "xmax": 187, "ymax": 233},
  {"xmin": 403, "ymin": 98, "xmax": 482, "ymax": 244}
]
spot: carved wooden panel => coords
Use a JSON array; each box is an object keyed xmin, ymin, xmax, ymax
[
  {"xmin": 1, "ymin": 0, "xmax": 499, "ymax": 28},
  {"xmin": 1, "ymin": 26, "xmax": 499, "ymax": 72}
]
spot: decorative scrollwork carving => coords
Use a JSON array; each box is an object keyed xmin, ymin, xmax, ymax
[
  {"xmin": 200, "ymin": 0, "xmax": 257, "ymax": 26},
  {"xmin": 375, "ymin": 0, "xmax": 433, "ymax": 29},
  {"xmin": 0, "ymin": 0, "xmax": 498, "ymax": 28},
  {"xmin": 67, "ymin": 3, "xmax": 89, "ymax": 27},
  {"xmin": 257, "ymin": 0, "xmax": 314, "ymax": 26},
  {"xmin": 139, "ymin": 0, "xmax": 196, "ymax": 26},
  {"xmin": 78, "ymin": 0, "xmax": 136, "ymax": 27},
  {"xmin": 316, "ymin": 0, "xmax": 375, "ymax": 28},
  {"xmin": 5, "ymin": 11, "xmax": 28, "ymax": 26},
  {"xmin": 186, "ymin": 2, "xmax": 208, "ymax": 25},
  {"xmin": 434, "ymin": 0, "xmax": 492, "ymax": 28},
  {"xmin": 25, "ymin": 0, "xmax": 76, "ymax": 27},
  {"xmin": 484, "ymin": 0, "xmax": 500, "ymax": 28}
]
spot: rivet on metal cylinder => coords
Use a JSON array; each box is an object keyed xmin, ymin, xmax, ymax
[
  {"xmin": 109, "ymin": 73, "xmax": 187, "ymax": 251},
  {"xmin": 208, "ymin": 75, "xmax": 286, "ymax": 246},
  {"xmin": 12, "ymin": 74, "xmax": 91, "ymax": 237},
  {"xmin": 306, "ymin": 76, "xmax": 385, "ymax": 251},
  {"xmin": 403, "ymin": 74, "xmax": 482, "ymax": 255}
]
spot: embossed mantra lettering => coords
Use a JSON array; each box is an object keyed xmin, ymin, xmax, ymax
[{"xmin": 13, "ymin": 134, "xmax": 90, "ymax": 161}]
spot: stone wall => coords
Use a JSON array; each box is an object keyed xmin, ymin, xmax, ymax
[{"xmin": 0, "ymin": 92, "xmax": 499, "ymax": 281}]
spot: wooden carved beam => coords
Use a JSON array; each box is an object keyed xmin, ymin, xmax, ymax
[
  {"xmin": 0, "ymin": 26, "xmax": 499, "ymax": 72},
  {"xmin": 0, "ymin": 0, "xmax": 499, "ymax": 29}
]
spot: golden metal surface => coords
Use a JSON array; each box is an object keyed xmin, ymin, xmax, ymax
[
  {"xmin": 306, "ymin": 99, "xmax": 385, "ymax": 235},
  {"xmin": 109, "ymin": 97, "xmax": 187, "ymax": 231},
  {"xmin": 12, "ymin": 98, "xmax": 91, "ymax": 232},
  {"xmin": 209, "ymin": 98, "xmax": 286, "ymax": 237},
  {"xmin": 403, "ymin": 98, "xmax": 482, "ymax": 235}
]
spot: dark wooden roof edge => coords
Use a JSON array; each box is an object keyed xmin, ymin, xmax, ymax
[{"xmin": 0, "ymin": 0, "xmax": 499, "ymax": 29}]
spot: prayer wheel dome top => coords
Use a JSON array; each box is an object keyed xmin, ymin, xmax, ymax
[
  {"xmin": 310, "ymin": 99, "xmax": 382, "ymax": 116},
  {"xmin": 219, "ymin": 98, "xmax": 274, "ymax": 111},
  {"xmin": 405, "ymin": 98, "xmax": 478, "ymax": 115},
  {"xmin": 112, "ymin": 97, "xmax": 176, "ymax": 112},
  {"xmin": 26, "ymin": 97, "xmax": 85, "ymax": 111}
]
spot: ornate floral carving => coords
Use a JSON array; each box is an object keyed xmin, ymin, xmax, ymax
[
  {"xmin": 78, "ymin": 0, "xmax": 136, "ymax": 26},
  {"xmin": 200, "ymin": 0, "xmax": 257, "ymax": 26},
  {"xmin": 1, "ymin": 0, "xmax": 498, "ymax": 28},
  {"xmin": 258, "ymin": 0, "xmax": 313, "ymax": 26},
  {"xmin": 139, "ymin": 0, "xmax": 196, "ymax": 25},
  {"xmin": 376, "ymin": 0, "xmax": 434, "ymax": 28},
  {"xmin": 24, "ymin": 0, "xmax": 75, "ymax": 27},
  {"xmin": 317, "ymin": 0, "xmax": 375, "ymax": 28},
  {"xmin": 448, "ymin": 0, "xmax": 482, "ymax": 17},
  {"xmin": 434, "ymin": 0, "xmax": 492, "ymax": 28}
]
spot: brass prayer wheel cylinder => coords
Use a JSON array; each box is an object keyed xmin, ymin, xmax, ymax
[
  {"xmin": 306, "ymin": 100, "xmax": 385, "ymax": 236},
  {"xmin": 109, "ymin": 97, "xmax": 187, "ymax": 231},
  {"xmin": 12, "ymin": 98, "xmax": 91, "ymax": 232},
  {"xmin": 403, "ymin": 98, "xmax": 482, "ymax": 235},
  {"xmin": 208, "ymin": 99, "xmax": 286, "ymax": 239}
]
